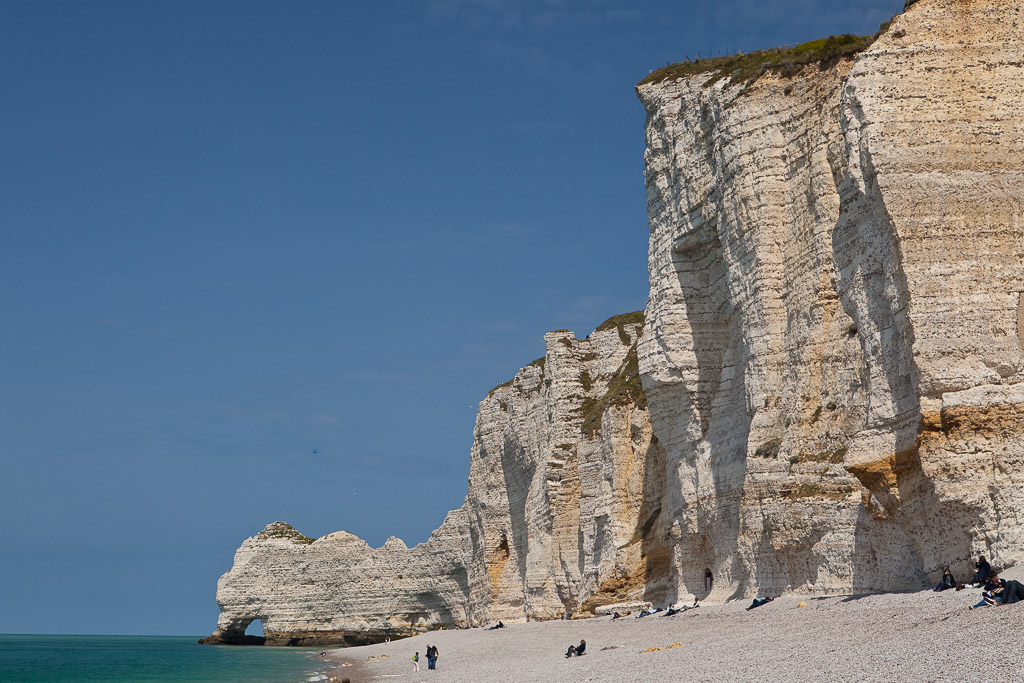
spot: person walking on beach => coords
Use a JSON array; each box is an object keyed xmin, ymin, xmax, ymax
[
  {"xmin": 426, "ymin": 643, "xmax": 438, "ymax": 670},
  {"xmin": 413, "ymin": 651, "xmax": 420, "ymax": 673}
]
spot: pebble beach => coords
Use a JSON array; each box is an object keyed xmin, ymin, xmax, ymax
[{"xmin": 325, "ymin": 572, "xmax": 1024, "ymax": 682}]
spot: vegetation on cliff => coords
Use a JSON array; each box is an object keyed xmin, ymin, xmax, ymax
[
  {"xmin": 485, "ymin": 312, "xmax": 648, "ymax": 433},
  {"xmin": 638, "ymin": 32, "xmax": 883, "ymax": 89},
  {"xmin": 487, "ymin": 357, "xmax": 546, "ymax": 397},
  {"xmin": 595, "ymin": 311, "xmax": 645, "ymax": 344},
  {"xmin": 258, "ymin": 522, "xmax": 317, "ymax": 545},
  {"xmin": 579, "ymin": 343, "xmax": 648, "ymax": 436}
]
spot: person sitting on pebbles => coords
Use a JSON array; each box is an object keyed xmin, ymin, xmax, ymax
[
  {"xmin": 565, "ymin": 639, "xmax": 586, "ymax": 658},
  {"xmin": 971, "ymin": 555, "xmax": 993, "ymax": 586},
  {"xmin": 970, "ymin": 574, "xmax": 1007, "ymax": 609},
  {"xmin": 972, "ymin": 573, "xmax": 1024, "ymax": 608},
  {"xmin": 934, "ymin": 567, "xmax": 957, "ymax": 592}
]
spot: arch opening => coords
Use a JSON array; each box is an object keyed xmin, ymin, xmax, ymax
[{"xmin": 245, "ymin": 619, "xmax": 265, "ymax": 637}]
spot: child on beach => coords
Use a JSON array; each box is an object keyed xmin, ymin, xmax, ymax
[{"xmin": 413, "ymin": 651, "xmax": 419, "ymax": 672}]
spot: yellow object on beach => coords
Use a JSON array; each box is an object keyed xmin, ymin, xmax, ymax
[
  {"xmin": 643, "ymin": 643, "xmax": 685, "ymax": 653},
  {"xmin": 797, "ymin": 602, "xmax": 807, "ymax": 608}
]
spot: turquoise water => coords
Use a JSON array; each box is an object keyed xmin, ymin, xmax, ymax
[{"xmin": 0, "ymin": 635, "xmax": 328, "ymax": 683}]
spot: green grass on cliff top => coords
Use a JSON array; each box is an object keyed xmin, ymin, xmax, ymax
[
  {"xmin": 595, "ymin": 310, "xmax": 645, "ymax": 332},
  {"xmin": 637, "ymin": 31, "xmax": 884, "ymax": 89}
]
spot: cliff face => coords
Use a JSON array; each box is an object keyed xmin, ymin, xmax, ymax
[
  {"xmin": 206, "ymin": 0, "xmax": 1024, "ymax": 644},
  {"xmin": 205, "ymin": 320, "xmax": 665, "ymax": 644},
  {"xmin": 463, "ymin": 320, "xmax": 670, "ymax": 624},
  {"xmin": 637, "ymin": 0, "xmax": 1024, "ymax": 599}
]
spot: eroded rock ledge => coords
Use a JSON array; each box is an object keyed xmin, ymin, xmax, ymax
[{"xmin": 205, "ymin": 0, "xmax": 1024, "ymax": 645}]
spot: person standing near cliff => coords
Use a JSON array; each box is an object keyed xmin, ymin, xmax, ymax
[{"xmin": 413, "ymin": 651, "xmax": 419, "ymax": 673}]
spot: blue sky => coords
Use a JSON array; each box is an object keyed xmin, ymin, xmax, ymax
[{"xmin": 1, "ymin": 0, "xmax": 899, "ymax": 636}]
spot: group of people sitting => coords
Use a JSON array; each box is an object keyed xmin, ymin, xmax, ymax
[
  {"xmin": 662, "ymin": 599, "xmax": 700, "ymax": 616},
  {"xmin": 563, "ymin": 557, "xmax": 1018, "ymax": 661},
  {"xmin": 610, "ymin": 599, "xmax": 700, "ymax": 620},
  {"xmin": 934, "ymin": 555, "xmax": 1024, "ymax": 608}
]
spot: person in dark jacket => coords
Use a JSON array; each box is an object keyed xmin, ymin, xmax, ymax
[
  {"xmin": 973, "ymin": 555, "xmax": 992, "ymax": 584},
  {"xmin": 934, "ymin": 567, "xmax": 957, "ymax": 591},
  {"xmin": 425, "ymin": 644, "xmax": 438, "ymax": 670},
  {"xmin": 746, "ymin": 596, "xmax": 774, "ymax": 611},
  {"xmin": 565, "ymin": 639, "xmax": 586, "ymax": 657},
  {"xmin": 999, "ymin": 578, "xmax": 1024, "ymax": 604}
]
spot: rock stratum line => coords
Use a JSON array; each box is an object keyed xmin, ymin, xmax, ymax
[{"xmin": 203, "ymin": 0, "xmax": 1024, "ymax": 646}]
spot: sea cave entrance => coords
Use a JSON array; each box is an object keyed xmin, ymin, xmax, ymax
[
  {"xmin": 245, "ymin": 619, "xmax": 265, "ymax": 638},
  {"xmin": 219, "ymin": 616, "xmax": 267, "ymax": 645}
]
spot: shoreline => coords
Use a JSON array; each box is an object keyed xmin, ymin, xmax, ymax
[{"xmin": 324, "ymin": 577, "xmax": 1024, "ymax": 681}]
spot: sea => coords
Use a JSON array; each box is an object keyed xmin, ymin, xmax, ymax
[{"xmin": 0, "ymin": 635, "xmax": 331, "ymax": 683}]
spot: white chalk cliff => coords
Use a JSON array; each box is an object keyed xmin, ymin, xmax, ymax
[
  {"xmin": 204, "ymin": 0, "xmax": 1024, "ymax": 645},
  {"xmin": 204, "ymin": 317, "xmax": 663, "ymax": 644}
]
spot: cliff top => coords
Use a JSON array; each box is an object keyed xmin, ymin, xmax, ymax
[
  {"xmin": 595, "ymin": 310, "xmax": 645, "ymax": 332},
  {"xmin": 637, "ymin": 32, "xmax": 881, "ymax": 89},
  {"xmin": 256, "ymin": 521, "xmax": 317, "ymax": 545}
]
